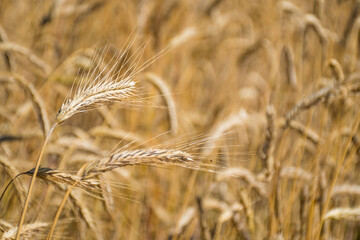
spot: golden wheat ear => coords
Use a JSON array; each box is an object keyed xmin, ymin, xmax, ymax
[
  {"xmin": 55, "ymin": 43, "xmax": 139, "ymax": 123},
  {"xmin": 55, "ymin": 37, "xmax": 169, "ymax": 124}
]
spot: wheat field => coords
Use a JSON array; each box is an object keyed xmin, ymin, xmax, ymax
[{"xmin": 0, "ymin": 0, "xmax": 360, "ymax": 239}]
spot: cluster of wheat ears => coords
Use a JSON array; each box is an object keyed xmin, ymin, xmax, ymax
[{"xmin": 1, "ymin": 0, "xmax": 360, "ymax": 239}]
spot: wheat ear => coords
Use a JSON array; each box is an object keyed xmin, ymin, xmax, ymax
[
  {"xmin": 324, "ymin": 208, "xmax": 360, "ymax": 221},
  {"xmin": 2, "ymin": 222, "xmax": 50, "ymax": 240},
  {"xmin": 327, "ymin": 59, "xmax": 344, "ymax": 82},
  {"xmin": 0, "ymin": 25, "xmax": 14, "ymax": 71},
  {"xmin": 144, "ymin": 72, "xmax": 178, "ymax": 135},
  {"xmin": 0, "ymin": 42, "xmax": 51, "ymax": 75},
  {"xmin": 260, "ymin": 105, "xmax": 275, "ymax": 176},
  {"xmin": 281, "ymin": 45, "xmax": 297, "ymax": 89},
  {"xmin": 82, "ymin": 148, "xmax": 217, "ymax": 179},
  {"xmin": 0, "ymin": 73, "xmax": 50, "ymax": 137}
]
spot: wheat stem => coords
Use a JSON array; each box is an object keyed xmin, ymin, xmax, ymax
[{"xmin": 15, "ymin": 123, "xmax": 56, "ymax": 240}]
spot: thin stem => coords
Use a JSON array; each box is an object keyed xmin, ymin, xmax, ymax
[
  {"xmin": 15, "ymin": 123, "xmax": 57, "ymax": 240},
  {"xmin": 315, "ymin": 112, "xmax": 360, "ymax": 239},
  {"xmin": 0, "ymin": 173, "xmax": 25, "ymax": 204},
  {"xmin": 46, "ymin": 182, "xmax": 77, "ymax": 240}
]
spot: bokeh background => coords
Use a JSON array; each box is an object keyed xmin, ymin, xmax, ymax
[{"xmin": 1, "ymin": 0, "xmax": 360, "ymax": 239}]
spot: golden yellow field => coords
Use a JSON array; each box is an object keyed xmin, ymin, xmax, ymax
[{"xmin": 1, "ymin": 0, "xmax": 360, "ymax": 239}]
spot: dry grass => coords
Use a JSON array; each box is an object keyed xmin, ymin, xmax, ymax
[{"xmin": 1, "ymin": 0, "xmax": 360, "ymax": 239}]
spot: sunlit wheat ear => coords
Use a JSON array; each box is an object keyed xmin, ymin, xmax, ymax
[
  {"xmin": 55, "ymin": 40, "xmax": 148, "ymax": 123},
  {"xmin": 81, "ymin": 148, "xmax": 220, "ymax": 180},
  {"xmin": 2, "ymin": 222, "xmax": 50, "ymax": 239}
]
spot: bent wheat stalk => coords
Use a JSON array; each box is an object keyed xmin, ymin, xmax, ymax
[{"xmin": 83, "ymin": 148, "xmax": 217, "ymax": 179}]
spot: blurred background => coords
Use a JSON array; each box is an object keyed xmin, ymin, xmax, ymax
[{"xmin": 1, "ymin": 0, "xmax": 360, "ymax": 239}]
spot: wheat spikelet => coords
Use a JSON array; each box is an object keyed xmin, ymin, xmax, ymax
[
  {"xmin": 281, "ymin": 45, "xmax": 297, "ymax": 89},
  {"xmin": 1, "ymin": 222, "xmax": 49, "ymax": 240},
  {"xmin": 260, "ymin": 105, "xmax": 276, "ymax": 175},
  {"xmin": 28, "ymin": 148, "xmax": 219, "ymax": 195},
  {"xmin": 285, "ymin": 85, "xmax": 334, "ymax": 124},
  {"xmin": 332, "ymin": 184, "xmax": 360, "ymax": 198},
  {"xmin": 23, "ymin": 167, "xmax": 101, "ymax": 194},
  {"xmin": 82, "ymin": 148, "xmax": 215, "ymax": 179},
  {"xmin": 55, "ymin": 37, "xmax": 171, "ymax": 124},
  {"xmin": 55, "ymin": 43, "xmax": 140, "ymax": 123},
  {"xmin": 324, "ymin": 207, "xmax": 360, "ymax": 221},
  {"xmin": 284, "ymin": 120, "xmax": 320, "ymax": 144}
]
